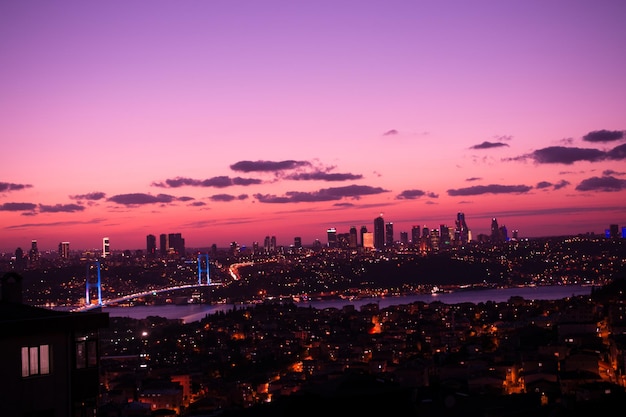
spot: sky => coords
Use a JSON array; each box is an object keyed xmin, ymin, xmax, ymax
[{"xmin": 1, "ymin": 0, "xmax": 626, "ymax": 253}]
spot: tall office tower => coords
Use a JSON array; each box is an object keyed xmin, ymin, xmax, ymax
[
  {"xmin": 499, "ymin": 225, "xmax": 508, "ymax": 242},
  {"xmin": 349, "ymin": 226, "xmax": 358, "ymax": 248},
  {"xmin": 439, "ymin": 224, "xmax": 450, "ymax": 246},
  {"xmin": 429, "ymin": 228, "xmax": 440, "ymax": 251},
  {"xmin": 360, "ymin": 226, "xmax": 368, "ymax": 247},
  {"xmin": 159, "ymin": 234, "xmax": 168, "ymax": 256},
  {"xmin": 385, "ymin": 222, "xmax": 394, "ymax": 247},
  {"xmin": 168, "ymin": 233, "xmax": 185, "ymax": 256},
  {"xmin": 230, "ymin": 241, "xmax": 240, "ymax": 256},
  {"xmin": 490, "ymin": 218, "xmax": 500, "ymax": 243},
  {"xmin": 270, "ymin": 236, "xmax": 277, "ymax": 252},
  {"xmin": 264, "ymin": 236, "xmax": 271, "ymax": 253},
  {"xmin": 102, "ymin": 237, "xmax": 111, "ymax": 258},
  {"xmin": 362, "ymin": 232, "xmax": 374, "ymax": 249},
  {"xmin": 59, "ymin": 242, "xmax": 70, "ymax": 259},
  {"xmin": 374, "ymin": 214, "xmax": 385, "ymax": 249},
  {"xmin": 511, "ymin": 230, "xmax": 519, "ymax": 241},
  {"xmin": 146, "ymin": 234, "xmax": 157, "ymax": 258},
  {"xmin": 327, "ymin": 228, "xmax": 337, "ymax": 248},
  {"xmin": 455, "ymin": 212, "xmax": 470, "ymax": 244},
  {"xmin": 421, "ymin": 227, "xmax": 430, "ymax": 252},
  {"xmin": 411, "ymin": 225, "xmax": 420, "ymax": 247},
  {"xmin": 294, "ymin": 237, "xmax": 302, "ymax": 249},
  {"xmin": 252, "ymin": 241, "xmax": 259, "ymax": 254},
  {"xmin": 400, "ymin": 232, "xmax": 408, "ymax": 246},
  {"xmin": 29, "ymin": 240, "xmax": 40, "ymax": 264}
]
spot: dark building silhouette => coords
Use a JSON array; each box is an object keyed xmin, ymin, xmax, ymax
[
  {"xmin": 385, "ymin": 222, "xmax": 394, "ymax": 247},
  {"xmin": 0, "ymin": 272, "xmax": 109, "ymax": 417},
  {"xmin": 327, "ymin": 228, "xmax": 337, "ymax": 248},
  {"xmin": 455, "ymin": 212, "xmax": 469, "ymax": 244},
  {"xmin": 374, "ymin": 215, "xmax": 385, "ymax": 250},
  {"xmin": 146, "ymin": 234, "xmax": 156, "ymax": 258},
  {"xmin": 360, "ymin": 226, "xmax": 368, "ymax": 248},
  {"xmin": 349, "ymin": 226, "xmax": 358, "ymax": 248}
]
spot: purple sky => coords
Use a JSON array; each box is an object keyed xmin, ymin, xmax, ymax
[{"xmin": 1, "ymin": 1, "xmax": 625, "ymax": 252}]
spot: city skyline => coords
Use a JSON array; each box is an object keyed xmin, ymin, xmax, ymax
[{"xmin": 2, "ymin": 1, "xmax": 626, "ymax": 252}]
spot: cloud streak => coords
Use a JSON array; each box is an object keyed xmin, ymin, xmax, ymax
[
  {"xmin": 0, "ymin": 182, "xmax": 33, "ymax": 192},
  {"xmin": 0, "ymin": 202, "xmax": 37, "ymax": 211},
  {"xmin": 470, "ymin": 141, "xmax": 509, "ymax": 150},
  {"xmin": 254, "ymin": 184, "xmax": 388, "ymax": 203},
  {"xmin": 285, "ymin": 171, "xmax": 363, "ymax": 181},
  {"xmin": 582, "ymin": 129, "xmax": 624, "ymax": 143},
  {"xmin": 39, "ymin": 203, "xmax": 85, "ymax": 213},
  {"xmin": 69, "ymin": 192, "xmax": 106, "ymax": 201},
  {"xmin": 230, "ymin": 160, "xmax": 311, "ymax": 172},
  {"xmin": 447, "ymin": 184, "xmax": 532, "ymax": 196},
  {"xmin": 152, "ymin": 176, "xmax": 262, "ymax": 188},
  {"xmin": 107, "ymin": 193, "xmax": 183, "ymax": 205},
  {"xmin": 396, "ymin": 189, "xmax": 439, "ymax": 200},
  {"xmin": 575, "ymin": 175, "xmax": 626, "ymax": 192}
]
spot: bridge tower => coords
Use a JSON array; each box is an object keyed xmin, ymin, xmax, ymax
[
  {"xmin": 197, "ymin": 253, "xmax": 210, "ymax": 285},
  {"xmin": 85, "ymin": 260, "xmax": 103, "ymax": 306}
]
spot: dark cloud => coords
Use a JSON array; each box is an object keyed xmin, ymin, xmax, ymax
[
  {"xmin": 230, "ymin": 160, "xmax": 310, "ymax": 172},
  {"xmin": 0, "ymin": 202, "xmax": 37, "ymax": 211},
  {"xmin": 470, "ymin": 141, "xmax": 509, "ymax": 150},
  {"xmin": 177, "ymin": 196, "xmax": 195, "ymax": 202},
  {"xmin": 107, "ymin": 193, "xmax": 178, "ymax": 205},
  {"xmin": 6, "ymin": 218, "xmax": 107, "ymax": 229},
  {"xmin": 69, "ymin": 192, "xmax": 106, "ymax": 201},
  {"xmin": 447, "ymin": 184, "xmax": 532, "ymax": 196},
  {"xmin": 466, "ymin": 177, "xmax": 482, "ymax": 182},
  {"xmin": 603, "ymin": 169, "xmax": 626, "ymax": 176},
  {"xmin": 286, "ymin": 171, "xmax": 363, "ymax": 181},
  {"xmin": 383, "ymin": 129, "xmax": 398, "ymax": 136},
  {"xmin": 189, "ymin": 201, "xmax": 207, "ymax": 207},
  {"xmin": 575, "ymin": 175, "xmax": 626, "ymax": 192},
  {"xmin": 39, "ymin": 203, "xmax": 85, "ymax": 213},
  {"xmin": 535, "ymin": 180, "xmax": 570, "ymax": 191},
  {"xmin": 529, "ymin": 146, "xmax": 605, "ymax": 164},
  {"xmin": 0, "ymin": 182, "xmax": 33, "ymax": 192},
  {"xmin": 582, "ymin": 129, "xmax": 624, "ymax": 143},
  {"xmin": 396, "ymin": 189, "xmax": 439, "ymax": 200},
  {"xmin": 254, "ymin": 185, "xmax": 388, "ymax": 203},
  {"xmin": 606, "ymin": 143, "xmax": 626, "ymax": 160},
  {"xmin": 153, "ymin": 176, "xmax": 261, "ymax": 188},
  {"xmin": 210, "ymin": 194, "xmax": 249, "ymax": 202}
]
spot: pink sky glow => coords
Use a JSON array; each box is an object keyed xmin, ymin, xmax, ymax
[{"xmin": 1, "ymin": 1, "xmax": 626, "ymax": 252}]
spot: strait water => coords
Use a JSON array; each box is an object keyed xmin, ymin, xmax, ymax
[{"xmin": 102, "ymin": 284, "xmax": 593, "ymax": 323}]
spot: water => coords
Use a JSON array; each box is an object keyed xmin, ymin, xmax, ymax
[{"xmin": 101, "ymin": 284, "xmax": 593, "ymax": 323}]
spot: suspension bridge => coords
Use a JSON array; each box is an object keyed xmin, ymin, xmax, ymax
[{"xmin": 73, "ymin": 253, "xmax": 218, "ymax": 312}]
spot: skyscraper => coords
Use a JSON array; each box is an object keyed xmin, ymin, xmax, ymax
[
  {"xmin": 455, "ymin": 212, "xmax": 469, "ymax": 244},
  {"xmin": 374, "ymin": 214, "xmax": 385, "ymax": 250},
  {"xmin": 102, "ymin": 237, "xmax": 110, "ymax": 258},
  {"xmin": 491, "ymin": 218, "xmax": 500, "ymax": 243},
  {"xmin": 160, "ymin": 234, "xmax": 168, "ymax": 256},
  {"xmin": 59, "ymin": 242, "xmax": 70, "ymax": 259},
  {"xmin": 349, "ymin": 226, "xmax": 358, "ymax": 248},
  {"xmin": 146, "ymin": 234, "xmax": 156, "ymax": 258},
  {"xmin": 327, "ymin": 228, "xmax": 337, "ymax": 248},
  {"xmin": 385, "ymin": 222, "xmax": 394, "ymax": 247},
  {"xmin": 360, "ymin": 226, "xmax": 368, "ymax": 247},
  {"xmin": 411, "ymin": 225, "xmax": 420, "ymax": 247}
]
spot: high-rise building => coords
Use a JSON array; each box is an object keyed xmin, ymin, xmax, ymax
[
  {"xmin": 362, "ymin": 232, "xmax": 374, "ymax": 249},
  {"xmin": 159, "ymin": 234, "xmax": 168, "ymax": 256},
  {"xmin": 29, "ymin": 240, "xmax": 39, "ymax": 265},
  {"xmin": 327, "ymin": 228, "xmax": 337, "ymax": 248},
  {"xmin": 360, "ymin": 226, "xmax": 368, "ymax": 247},
  {"xmin": 146, "ymin": 234, "xmax": 156, "ymax": 258},
  {"xmin": 102, "ymin": 237, "xmax": 110, "ymax": 258},
  {"xmin": 385, "ymin": 222, "xmax": 394, "ymax": 247},
  {"xmin": 349, "ymin": 226, "xmax": 358, "ymax": 248},
  {"xmin": 454, "ymin": 212, "xmax": 470, "ymax": 244},
  {"xmin": 609, "ymin": 224, "xmax": 619, "ymax": 238},
  {"xmin": 490, "ymin": 218, "xmax": 500, "ymax": 243},
  {"xmin": 59, "ymin": 242, "xmax": 70, "ymax": 259},
  {"xmin": 374, "ymin": 214, "xmax": 385, "ymax": 249},
  {"xmin": 168, "ymin": 233, "xmax": 185, "ymax": 256},
  {"xmin": 411, "ymin": 225, "xmax": 420, "ymax": 247},
  {"xmin": 264, "ymin": 236, "xmax": 271, "ymax": 253},
  {"xmin": 400, "ymin": 232, "xmax": 408, "ymax": 246},
  {"xmin": 294, "ymin": 237, "xmax": 302, "ymax": 249},
  {"xmin": 270, "ymin": 236, "xmax": 277, "ymax": 252}
]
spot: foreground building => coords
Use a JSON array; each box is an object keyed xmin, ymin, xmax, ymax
[{"xmin": 0, "ymin": 272, "xmax": 109, "ymax": 417}]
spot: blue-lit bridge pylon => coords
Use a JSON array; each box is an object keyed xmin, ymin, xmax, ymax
[
  {"xmin": 197, "ymin": 253, "xmax": 210, "ymax": 285},
  {"xmin": 85, "ymin": 260, "xmax": 103, "ymax": 306}
]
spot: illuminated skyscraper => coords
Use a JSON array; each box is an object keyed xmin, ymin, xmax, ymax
[
  {"xmin": 385, "ymin": 222, "xmax": 394, "ymax": 247},
  {"xmin": 102, "ymin": 237, "xmax": 110, "ymax": 258},
  {"xmin": 360, "ymin": 226, "xmax": 368, "ymax": 247},
  {"xmin": 168, "ymin": 233, "xmax": 185, "ymax": 256},
  {"xmin": 349, "ymin": 226, "xmax": 358, "ymax": 248},
  {"xmin": 491, "ymin": 218, "xmax": 500, "ymax": 243},
  {"xmin": 455, "ymin": 212, "xmax": 469, "ymax": 244},
  {"xmin": 411, "ymin": 225, "xmax": 420, "ymax": 247},
  {"xmin": 59, "ymin": 242, "xmax": 70, "ymax": 259},
  {"xmin": 327, "ymin": 228, "xmax": 337, "ymax": 248},
  {"xmin": 374, "ymin": 214, "xmax": 385, "ymax": 249},
  {"xmin": 362, "ymin": 232, "xmax": 374, "ymax": 249}
]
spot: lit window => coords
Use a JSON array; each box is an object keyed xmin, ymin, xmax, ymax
[{"xmin": 21, "ymin": 345, "xmax": 51, "ymax": 377}]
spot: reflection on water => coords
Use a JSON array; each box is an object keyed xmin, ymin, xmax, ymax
[{"xmin": 102, "ymin": 284, "xmax": 593, "ymax": 323}]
